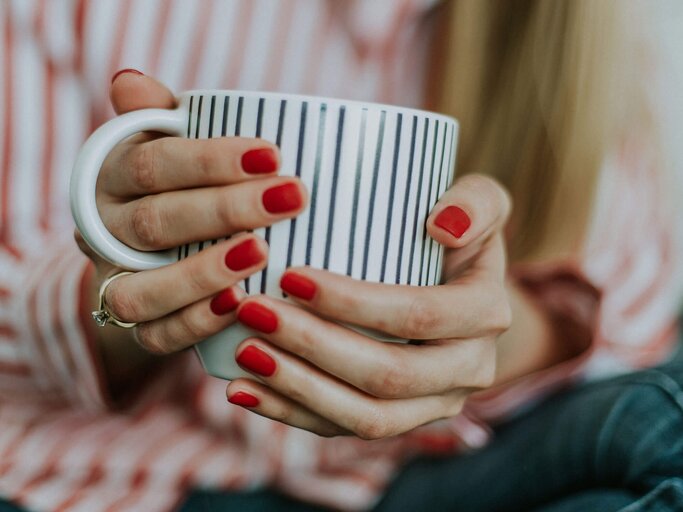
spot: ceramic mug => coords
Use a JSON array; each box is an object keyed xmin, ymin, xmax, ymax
[{"xmin": 71, "ymin": 90, "xmax": 458, "ymax": 379}]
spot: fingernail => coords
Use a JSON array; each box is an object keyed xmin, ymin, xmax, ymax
[
  {"xmin": 210, "ymin": 288, "xmax": 240, "ymax": 315},
  {"xmin": 228, "ymin": 391, "xmax": 260, "ymax": 407},
  {"xmin": 241, "ymin": 148, "xmax": 278, "ymax": 174},
  {"xmin": 435, "ymin": 206, "xmax": 471, "ymax": 238},
  {"xmin": 111, "ymin": 68, "xmax": 144, "ymax": 84},
  {"xmin": 280, "ymin": 272, "xmax": 317, "ymax": 301},
  {"xmin": 237, "ymin": 302, "xmax": 278, "ymax": 334},
  {"xmin": 225, "ymin": 238, "xmax": 263, "ymax": 271},
  {"xmin": 262, "ymin": 183, "xmax": 303, "ymax": 214},
  {"xmin": 236, "ymin": 345, "xmax": 276, "ymax": 377}
]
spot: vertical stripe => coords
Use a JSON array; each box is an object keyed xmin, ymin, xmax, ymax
[
  {"xmin": 181, "ymin": 0, "xmax": 214, "ymax": 91},
  {"xmin": 304, "ymin": 103, "xmax": 327, "ymax": 266},
  {"xmin": 285, "ymin": 102, "xmax": 308, "ymax": 279},
  {"xmin": 418, "ymin": 120, "xmax": 439, "ymax": 285},
  {"xmin": 262, "ymin": 1, "xmax": 296, "ymax": 91},
  {"xmin": 379, "ymin": 113, "xmax": 402, "ymax": 282},
  {"xmin": 38, "ymin": 62, "xmax": 55, "ymax": 232},
  {"xmin": 396, "ymin": 115, "xmax": 418, "ymax": 283},
  {"xmin": 0, "ymin": 11, "xmax": 14, "ymax": 247},
  {"xmin": 346, "ymin": 109, "xmax": 368, "ymax": 277},
  {"xmin": 323, "ymin": 106, "xmax": 345, "ymax": 269},
  {"xmin": 435, "ymin": 124, "xmax": 456, "ymax": 283},
  {"xmin": 186, "ymin": 96, "xmax": 194, "ymax": 138},
  {"xmin": 207, "ymin": 95, "xmax": 216, "ymax": 138},
  {"xmin": 245, "ymin": 97, "xmax": 265, "ymax": 294},
  {"xmin": 220, "ymin": 96, "xmax": 229, "ymax": 137},
  {"xmin": 147, "ymin": 0, "xmax": 172, "ymax": 76},
  {"xmin": 221, "ymin": 0, "xmax": 255, "ymax": 88},
  {"xmin": 425, "ymin": 123, "xmax": 448, "ymax": 285},
  {"xmin": 407, "ymin": 119, "xmax": 429, "ymax": 285},
  {"xmin": 194, "ymin": 95, "xmax": 203, "ymax": 139},
  {"xmin": 234, "ymin": 96, "xmax": 243, "ymax": 136},
  {"xmin": 361, "ymin": 111, "xmax": 387, "ymax": 280},
  {"xmin": 106, "ymin": 0, "xmax": 134, "ymax": 82},
  {"xmin": 261, "ymin": 99, "xmax": 287, "ymax": 294}
]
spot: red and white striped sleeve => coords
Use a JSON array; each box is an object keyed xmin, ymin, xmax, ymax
[
  {"xmin": 465, "ymin": 139, "xmax": 683, "ymax": 422},
  {"xmin": 0, "ymin": 1, "xmax": 110, "ymax": 411}
]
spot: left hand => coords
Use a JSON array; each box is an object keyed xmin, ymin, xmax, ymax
[{"xmin": 226, "ymin": 174, "xmax": 512, "ymax": 439}]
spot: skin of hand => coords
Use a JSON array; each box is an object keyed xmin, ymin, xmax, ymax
[
  {"xmin": 225, "ymin": 174, "xmax": 520, "ymax": 439},
  {"xmin": 75, "ymin": 73, "xmax": 308, "ymax": 400}
]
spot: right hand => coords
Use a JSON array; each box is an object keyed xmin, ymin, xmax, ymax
[{"xmin": 77, "ymin": 71, "xmax": 308, "ymax": 359}]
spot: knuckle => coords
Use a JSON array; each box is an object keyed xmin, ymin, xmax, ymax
[
  {"xmin": 130, "ymin": 198, "xmax": 164, "ymax": 249},
  {"xmin": 135, "ymin": 323, "xmax": 171, "ymax": 355},
  {"xmin": 128, "ymin": 142, "xmax": 160, "ymax": 191},
  {"xmin": 365, "ymin": 354, "xmax": 412, "ymax": 399},
  {"xmin": 472, "ymin": 340, "xmax": 497, "ymax": 388},
  {"xmin": 353, "ymin": 407, "xmax": 391, "ymax": 441},
  {"xmin": 486, "ymin": 285, "xmax": 512, "ymax": 333},
  {"xmin": 401, "ymin": 298, "xmax": 441, "ymax": 339},
  {"xmin": 195, "ymin": 143, "xmax": 220, "ymax": 178},
  {"xmin": 105, "ymin": 282, "xmax": 139, "ymax": 323},
  {"xmin": 176, "ymin": 309, "xmax": 214, "ymax": 342},
  {"xmin": 215, "ymin": 193, "xmax": 241, "ymax": 229}
]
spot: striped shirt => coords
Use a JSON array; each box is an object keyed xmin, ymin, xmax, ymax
[{"xmin": 0, "ymin": 1, "xmax": 681, "ymax": 511}]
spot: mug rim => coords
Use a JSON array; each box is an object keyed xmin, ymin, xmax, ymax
[{"xmin": 180, "ymin": 89, "xmax": 459, "ymax": 126}]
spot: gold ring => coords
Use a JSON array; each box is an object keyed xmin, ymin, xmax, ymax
[{"xmin": 91, "ymin": 271, "xmax": 138, "ymax": 329}]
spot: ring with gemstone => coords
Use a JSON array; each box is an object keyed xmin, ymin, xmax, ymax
[{"xmin": 91, "ymin": 271, "xmax": 138, "ymax": 328}]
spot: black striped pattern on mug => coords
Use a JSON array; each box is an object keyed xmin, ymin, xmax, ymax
[{"xmin": 178, "ymin": 94, "xmax": 457, "ymax": 295}]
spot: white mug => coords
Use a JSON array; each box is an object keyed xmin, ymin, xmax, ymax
[{"xmin": 71, "ymin": 90, "xmax": 458, "ymax": 379}]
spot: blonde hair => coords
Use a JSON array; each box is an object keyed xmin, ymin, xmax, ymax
[{"xmin": 434, "ymin": 0, "xmax": 646, "ymax": 262}]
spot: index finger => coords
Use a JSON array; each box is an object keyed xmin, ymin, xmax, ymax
[{"xmin": 101, "ymin": 136, "xmax": 281, "ymax": 197}]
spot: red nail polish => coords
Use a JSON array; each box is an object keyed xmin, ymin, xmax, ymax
[
  {"xmin": 262, "ymin": 183, "xmax": 302, "ymax": 214},
  {"xmin": 225, "ymin": 239, "xmax": 263, "ymax": 271},
  {"xmin": 238, "ymin": 302, "xmax": 278, "ymax": 334},
  {"xmin": 241, "ymin": 148, "xmax": 278, "ymax": 174},
  {"xmin": 280, "ymin": 272, "xmax": 317, "ymax": 301},
  {"xmin": 111, "ymin": 68, "xmax": 144, "ymax": 84},
  {"xmin": 236, "ymin": 345, "xmax": 276, "ymax": 377},
  {"xmin": 210, "ymin": 288, "xmax": 240, "ymax": 315},
  {"xmin": 434, "ymin": 206, "xmax": 471, "ymax": 238},
  {"xmin": 228, "ymin": 391, "xmax": 260, "ymax": 407}
]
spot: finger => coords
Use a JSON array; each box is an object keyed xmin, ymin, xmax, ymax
[
  {"xmin": 426, "ymin": 174, "xmax": 511, "ymax": 249},
  {"xmin": 277, "ymin": 268, "xmax": 511, "ymax": 340},
  {"xmin": 103, "ymin": 234, "xmax": 267, "ymax": 323},
  {"xmin": 233, "ymin": 339, "xmax": 467, "ymax": 440},
  {"xmin": 226, "ymin": 379, "xmax": 346, "ymax": 437},
  {"xmin": 235, "ymin": 296, "xmax": 497, "ymax": 398},
  {"xmin": 102, "ymin": 177, "xmax": 306, "ymax": 251},
  {"xmin": 110, "ymin": 70, "xmax": 176, "ymax": 114},
  {"xmin": 134, "ymin": 286, "xmax": 245, "ymax": 354},
  {"xmin": 102, "ymin": 136, "xmax": 281, "ymax": 198}
]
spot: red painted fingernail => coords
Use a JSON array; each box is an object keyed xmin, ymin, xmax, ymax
[
  {"xmin": 280, "ymin": 272, "xmax": 317, "ymax": 301},
  {"xmin": 262, "ymin": 183, "xmax": 303, "ymax": 214},
  {"xmin": 241, "ymin": 148, "xmax": 278, "ymax": 174},
  {"xmin": 228, "ymin": 391, "xmax": 260, "ymax": 407},
  {"xmin": 111, "ymin": 68, "xmax": 144, "ymax": 84},
  {"xmin": 435, "ymin": 206, "xmax": 471, "ymax": 238},
  {"xmin": 225, "ymin": 238, "xmax": 263, "ymax": 271},
  {"xmin": 210, "ymin": 288, "xmax": 240, "ymax": 315},
  {"xmin": 237, "ymin": 302, "xmax": 278, "ymax": 333},
  {"xmin": 236, "ymin": 345, "xmax": 276, "ymax": 377}
]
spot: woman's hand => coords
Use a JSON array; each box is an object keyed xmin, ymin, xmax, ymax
[
  {"xmin": 76, "ymin": 72, "xmax": 308, "ymax": 396},
  {"xmin": 225, "ymin": 174, "xmax": 512, "ymax": 438}
]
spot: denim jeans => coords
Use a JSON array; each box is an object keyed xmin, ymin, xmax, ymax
[{"xmin": 3, "ymin": 357, "xmax": 683, "ymax": 512}]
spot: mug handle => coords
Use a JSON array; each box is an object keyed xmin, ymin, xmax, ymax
[{"xmin": 70, "ymin": 107, "xmax": 186, "ymax": 270}]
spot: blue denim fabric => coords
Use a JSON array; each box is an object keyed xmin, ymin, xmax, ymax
[
  {"xmin": 374, "ymin": 357, "xmax": 683, "ymax": 512},
  {"xmin": 3, "ymin": 356, "xmax": 683, "ymax": 512}
]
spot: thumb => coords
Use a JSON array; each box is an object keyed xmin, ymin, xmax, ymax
[
  {"xmin": 109, "ymin": 69, "xmax": 177, "ymax": 114},
  {"xmin": 426, "ymin": 174, "xmax": 511, "ymax": 249}
]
